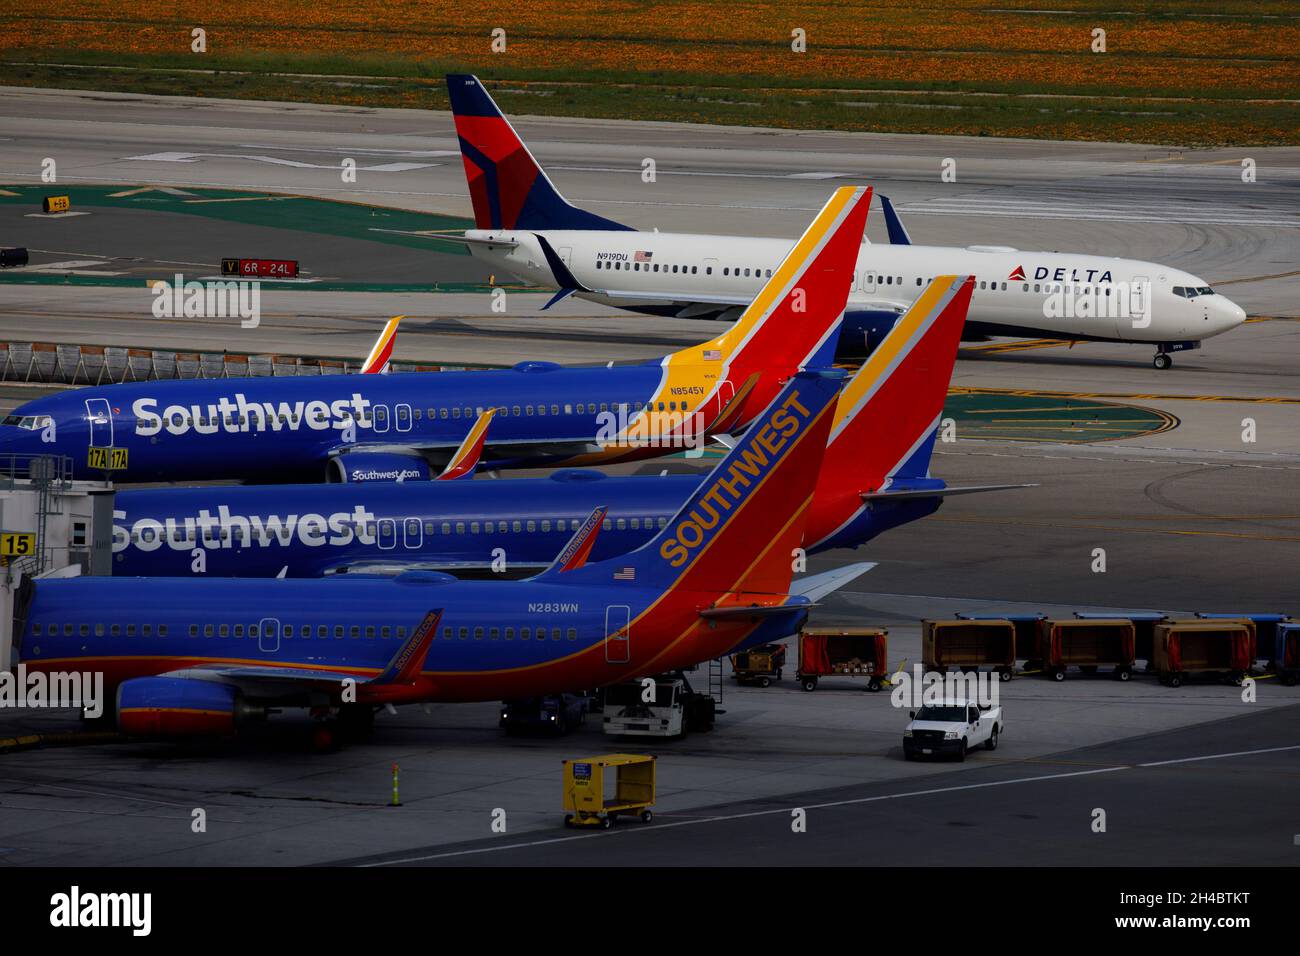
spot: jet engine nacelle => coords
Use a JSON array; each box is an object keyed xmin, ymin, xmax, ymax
[
  {"xmin": 327, "ymin": 452, "xmax": 432, "ymax": 483},
  {"xmin": 117, "ymin": 676, "xmax": 248, "ymax": 737}
]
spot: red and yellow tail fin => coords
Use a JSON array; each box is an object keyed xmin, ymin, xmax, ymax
[
  {"xmin": 594, "ymin": 369, "xmax": 843, "ymax": 596},
  {"xmin": 671, "ymin": 185, "xmax": 871, "ymax": 376},
  {"xmin": 437, "ymin": 408, "xmax": 496, "ymax": 480},
  {"xmin": 361, "ymin": 316, "xmax": 403, "ymax": 374},
  {"xmin": 804, "ymin": 275, "xmax": 974, "ymax": 545}
]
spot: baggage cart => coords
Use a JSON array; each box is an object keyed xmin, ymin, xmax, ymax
[
  {"xmin": 958, "ymin": 613, "xmax": 1045, "ymax": 669},
  {"xmin": 1153, "ymin": 621, "xmax": 1251, "ymax": 687},
  {"xmin": 562, "ymin": 753, "xmax": 656, "ymax": 829},
  {"xmin": 1279, "ymin": 624, "xmax": 1300, "ymax": 686},
  {"xmin": 1039, "ymin": 618, "xmax": 1135, "ymax": 681},
  {"xmin": 1075, "ymin": 611, "xmax": 1167, "ymax": 667},
  {"xmin": 923, "ymin": 619, "xmax": 1015, "ymax": 682},
  {"xmin": 730, "ymin": 642, "xmax": 787, "ymax": 687},
  {"xmin": 1195, "ymin": 613, "xmax": 1291, "ymax": 669},
  {"xmin": 796, "ymin": 628, "xmax": 888, "ymax": 692}
]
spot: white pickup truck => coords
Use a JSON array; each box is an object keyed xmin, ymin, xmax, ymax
[{"xmin": 902, "ymin": 699, "xmax": 1003, "ymax": 761}]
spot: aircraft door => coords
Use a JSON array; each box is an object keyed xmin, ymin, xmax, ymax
[
  {"xmin": 604, "ymin": 605, "xmax": 631, "ymax": 663},
  {"xmin": 862, "ymin": 270, "xmax": 877, "ymax": 293},
  {"xmin": 395, "ymin": 403, "xmax": 412, "ymax": 432},
  {"xmin": 84, "ymin": 398, "xmax": 114, "ymax": 447},
  {"xmin": 1128, "ymin": 276, "xmax": 1150, "ymax": 334},
  {"xmin": 372, "ymin": 404, "xmax": 391, "ymax": 433},
  {"xmin": 403, "ymin": 517, "xmax": 423, "ymax": 550},
  {"xmin": 377, "ymin": 518, "xmax": 397, "ymax": 550},
  {"xmin": 257, "ymin": 617, "xmax": 281, "ymax": 654}
]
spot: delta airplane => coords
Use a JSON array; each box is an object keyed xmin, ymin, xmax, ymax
[
  {"xmin": 0, "ymin": 186, "xmax": 872, "ymax": 483},
  {"xmin": 16, "ymin": 369, "xmax": 867, "ymax": 746},
  {"xmin": 444, "ymin": 74, "xmax": 1246, "ymax": 370},
  {"xmin": 112, "ymin": 276, "xmax": 1022, "ymax": 578}
]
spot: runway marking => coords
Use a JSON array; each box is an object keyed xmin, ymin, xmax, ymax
[
  {"xmin": 182, "ymin": 195, "xmax": 303, "ymax": 205},
  {"xmin": 964, "ymin": 339, "xmax": 1066, "ymax": 353},
  {"xmin": 1138, "ymin": 744, "xmax": 1300, "ymax": 768},
  {"xmin": 929, "ymin": 514, "xmax": 1300, "ymax": 542},
  {"xmin": 359, "ymin": 766, "xmax": 1131, "ymax": 866},
  {"xmin": 949, "ymin": 386, "xmax": 1300, "ymax": 405},
  {"xmin": 360, "ymin": 743, "xmax": 1300, "ymax": 866},
  {"xmin": 107, "ymin": 185, "xmax": 195, "ymax": 198},
  {"xmin": 1211, "ymin": 269, "xmax": 1300, "ymax": 286}
]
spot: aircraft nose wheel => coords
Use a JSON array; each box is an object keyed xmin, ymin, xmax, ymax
[{"xmin": 1153, "ymin": 353, "xmax": 1172, "ymax": 370}]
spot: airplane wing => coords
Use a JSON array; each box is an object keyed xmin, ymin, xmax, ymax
[
  {"xmin": 790, "ymin": 562, "xmax": 876, "ymax": 602},
  {"xmin": 157, "ymin": 611, "xmax": 444, "ymax": 699},
  {"xmin": 861, "ymin": 483, "xmax": 1037, "ymax": 500},
  {"xmin": 383, "ymin": 230, "xmax": 520, "ymax": 249},
  {"xmin": 698, "ymin": 601, "xmax": 814, "ymax": 620}
]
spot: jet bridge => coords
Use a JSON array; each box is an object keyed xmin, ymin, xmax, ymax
[{"xmin": 1, "ymin": 455, "xmax": 113, "ymax": 673}]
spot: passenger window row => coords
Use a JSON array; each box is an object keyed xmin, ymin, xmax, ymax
[
  {"xmin": 31, "ymin": 621, "xmax": 414, "ymax": 641},
  {"xmin": 126, "ymin": 514, "xmax": 670, "ymax": 545},
  {"xmin": 439, "ymin": 625, "xmax": 578, "ymax": 642}
]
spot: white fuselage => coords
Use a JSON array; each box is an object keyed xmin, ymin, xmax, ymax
[{"xmin": 467, "ymin": 230, "xmax": 1246, "ymax": 345}]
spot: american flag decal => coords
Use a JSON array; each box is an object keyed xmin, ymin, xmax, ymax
[
  {"xmin": 702, "ymin": 349, "xmax": 721, "ymax": 361},
  {"xmin": 634, "ymin": 250, "xmax": 653, "ymax": 263},
  {"xmin": 613, "ymin": 566, "xmax": 636, "ymax": 581}
]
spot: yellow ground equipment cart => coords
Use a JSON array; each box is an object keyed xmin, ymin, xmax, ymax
[
  {"xmin": 562, "ymin": 754, "xmax": 656, "ymax": 829},
  {"xmin": 730, "ymin": 642, "xmax": 788, "ymax": 687}
]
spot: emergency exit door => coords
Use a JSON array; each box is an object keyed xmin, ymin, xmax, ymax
[{"xmin": 604, "ymin": 605, "xmax": 631, "ymax": 663}]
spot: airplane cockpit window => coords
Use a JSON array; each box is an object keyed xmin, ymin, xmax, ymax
[{"xmin": 2, "ymin": 414, "xmax": 52, "ymax": 430}]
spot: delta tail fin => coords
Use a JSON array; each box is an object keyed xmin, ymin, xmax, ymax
[{"xmin": 446, "ymin": 74, "xmax": 631, "ymax": 232}]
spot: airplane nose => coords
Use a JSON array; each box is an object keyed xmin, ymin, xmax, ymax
[{"xmin": 1217, "ymin": 298, "xmax": 1248, "ymax": 333}]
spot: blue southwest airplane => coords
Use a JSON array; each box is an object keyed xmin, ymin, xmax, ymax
[
  {"xmin": 109, "ymin": 276, "xmax": 1025, "ymax": 578},
  {"xmin": 16, "ymin": 369, "xmax": 870, "ymax": 744},
  {"xmin": 0, "ymin": 186, "xmax": 872, "ymax": 484}
]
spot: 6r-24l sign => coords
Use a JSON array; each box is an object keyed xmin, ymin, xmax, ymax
[{"xmin": 221, "ymin": 258, "xmax": 299, "ymax": 279}]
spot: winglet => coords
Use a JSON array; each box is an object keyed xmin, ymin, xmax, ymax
[
  {"xmin": 438, "ymin": 408, "xmax": 496, "ymax": 480},
  {"xmin": 362, "ymin": 316, "xmax": 404, "ymax": 374},
  {"xmin": 701, "ymin": 372, "xmax": 759, "ymax": 436},
  {"xmin": 880, "ymin": 196, "xmax": 912, "ymax": 245},
  {"xmin": 539, "ymin": 506, "xmax": 607, "ymax": 577},
  {"xmin": 373, "ymin": 610, "xmax": 442, "ymax": 685},
  {"xmin": 536, "ymin": 235, "xmax": 592, "ymax": 304}
]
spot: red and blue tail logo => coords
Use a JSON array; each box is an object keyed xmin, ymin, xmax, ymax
[{"xmin": 446, "ymin": 75, "xmax": 630, "ymax": 232}]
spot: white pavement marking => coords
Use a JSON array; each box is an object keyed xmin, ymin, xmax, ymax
[
  {"xmin": 899, "ymin": 198, "xmax": 1300, "ymax": 228},
  {"xmin": 361, "ymin": 743, "xmax": 1298, "ymax": 866},
  {"xmin": 123, "ymin": 151, "xmax": 441, "ymax": 172},
  {"xmin": 1137, "ymin": 743, "xmax": 1300, "ymax": 768}
]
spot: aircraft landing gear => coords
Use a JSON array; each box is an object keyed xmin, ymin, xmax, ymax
[{"xmin": 1153, "ymin": 352, "xmax": 1172, "ymax": 370}]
